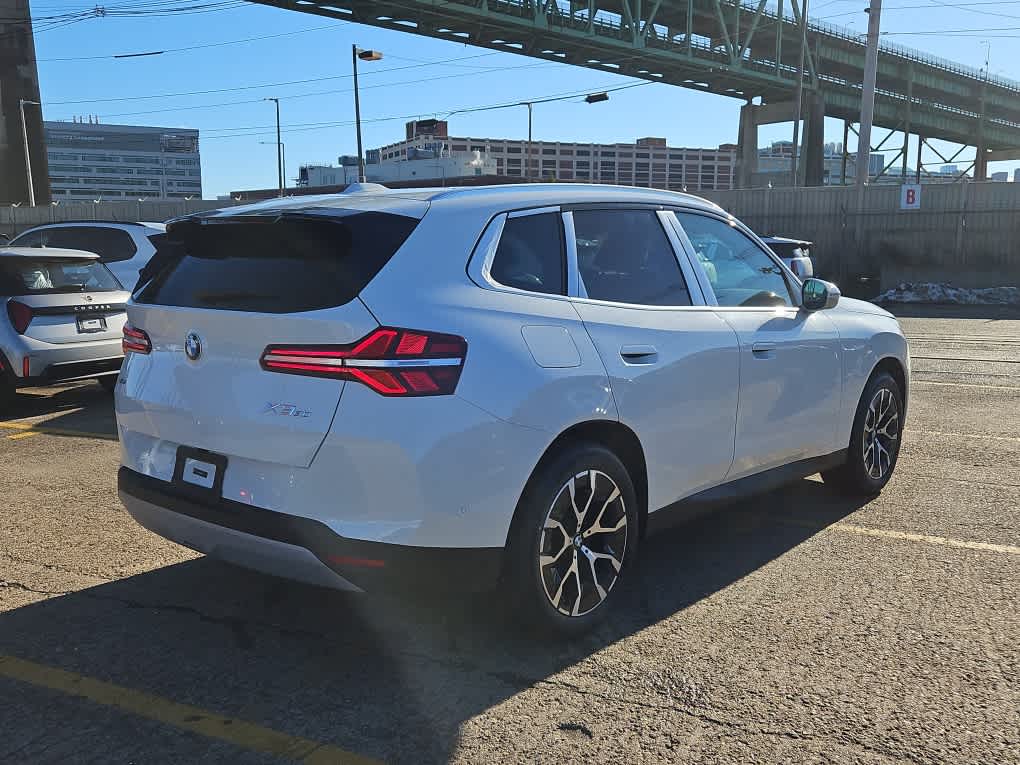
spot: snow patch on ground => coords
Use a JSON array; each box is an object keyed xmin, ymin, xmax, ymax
[{"xmin": 875, "ymin": 282, "xmax": 1020, "ymax": 306}]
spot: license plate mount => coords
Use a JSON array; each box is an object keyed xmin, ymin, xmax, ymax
[
  {"xmin": 76, "ymin": 316, "xmax": 107, "ymax": 333},
  {"xmin": 173, "ymin": 447, "xmax": 228, "ymax": 499}
]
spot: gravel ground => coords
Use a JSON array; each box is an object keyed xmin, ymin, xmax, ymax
[{"xmin": 0, "ymin": 310, "xmax": 1017, "ymax": 764}]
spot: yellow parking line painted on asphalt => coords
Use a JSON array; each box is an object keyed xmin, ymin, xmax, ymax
[
  {"xmin": 6, "ymin": 430, "xmax": 41, "ymax": 441},
  {"xmin": 830, "ymin": 523, "xmax": 1020, "ymax": 556},
  {"xmin": 0, "ymin": 654, "xmax": 380, "ymax": 765},
  {"xmin": 911, "ymin": 380, "xmax": 1020, "ymax": 391},
  {"xmin": 0, "ymin": 421, "xmax": 115, "ymax": 441},
  {"xmin": 905, "ymin": 429, "xmax": 1020, "ymax": 443}
]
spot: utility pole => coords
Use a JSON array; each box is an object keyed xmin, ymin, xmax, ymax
[
  {"xmin": 856, "ymin": 0, "xmax": 882, "ymax": 187},
  {"xmin": 790, "ymin": 0, "xmax": 809, "ymax": 187},
  {"xmin": 19, "ymin": 99, "xmax": 39, "ymax": 206},
  {"xmin": 264, "ymin": 98, "xmax": 283, "ymax": 196}
]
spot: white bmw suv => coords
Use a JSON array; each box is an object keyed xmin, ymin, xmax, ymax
[{"xmin": 115, "ymin": 185, "xmax": 908, "ymax": 633}]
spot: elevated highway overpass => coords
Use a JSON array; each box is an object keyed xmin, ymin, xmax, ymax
[{"xmin": 255, "ymin": 0, "xmax": 1020, "ymax": 185}]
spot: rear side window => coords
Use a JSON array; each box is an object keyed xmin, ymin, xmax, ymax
[
  {"xmin": 13, "ymin": 226, "xmax": 138, "ymax": 263},
  {"xmin": 573, "ymin": 209, "xmax": 691, "ymax": 306},
  {"xmin": 0, "ymin": 258, "xmax": 121, "ymax": 294},
  {"xmin": 490, "ymin": 212, "xmax": 565, "ymax": 295},
  {"xmin": 135, "ymin": 212, "xmax": 419, "ymax": 313}
]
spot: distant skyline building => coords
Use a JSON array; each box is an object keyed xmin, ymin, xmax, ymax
[
  {"xmin": 44, "ymin": 121, "xmax": 202, "ymax": 200},
  {"xmin": 370, "ymin": 121, "xmax": 736, "ymax": 191}
]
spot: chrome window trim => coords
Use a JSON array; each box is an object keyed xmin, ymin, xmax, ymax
[
  {"xmin": 507, "ymin": 205, "xmax": 561, "ymax": 219},
  {"xmin": 565, "ymin": 207, "xmax": 706, "ymax": 310}
]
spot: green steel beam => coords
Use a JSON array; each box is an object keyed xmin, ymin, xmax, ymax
[{"xmin": 247, "ymin": 0, "xmax": 1020, "ymax": 150}]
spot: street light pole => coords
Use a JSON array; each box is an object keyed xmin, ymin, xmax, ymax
[
  {"xmin": 264, "ymin": 98, "xmax": 283, "ymax": 196},
  {"xmin": 259, "ymin": 141, "xmax": 286, "ymax": 190},
  {"xmin": 19, "ymin": 99, "xmax": 40, "ymax": 206},
  {"xmin": 352, "ymin": 46, "xmax": 383, "ymax": 184},
  {"xmin": 524, "ymin": 101, "xmax": 533, "ymax": 181}
]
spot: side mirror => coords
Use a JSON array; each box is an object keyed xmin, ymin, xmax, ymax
[{"xmin": 802, "ymin": 278, "xmax": 840, "ymax": 311}]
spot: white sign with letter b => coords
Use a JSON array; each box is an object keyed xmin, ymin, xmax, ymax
[{"xmin": 900, "ymin": 184, "xmax": 921, "ymax": 210}]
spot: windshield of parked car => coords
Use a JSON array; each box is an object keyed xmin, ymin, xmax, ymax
[{"xmin": 0, "ymin": 258, "xmax": 121, "ymax": 295}]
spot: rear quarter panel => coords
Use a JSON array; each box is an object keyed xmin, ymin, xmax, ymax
[{"xmin": 358, "ymin": 204, "xmax": 617, "ymax": 436}]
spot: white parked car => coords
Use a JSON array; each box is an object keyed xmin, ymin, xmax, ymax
[
  {"xmin": 10, "ymin": 221, "xmax": 166, "ymax": 291},
  {"xmin": 1, "ymin": 247, "xmax": 129, "ymax": 407},
  {"xmin": 115, "ymin": 185, "xmax": 909, "ymax": 634}
]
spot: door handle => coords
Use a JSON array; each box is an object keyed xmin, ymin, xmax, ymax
[
  {"xmin": 751, "ymin": 342, "xmax": 777, "ymax": 358},
  {"xmin": 620, "ymin": 345, "xmax": 658, "ymax": 364}
]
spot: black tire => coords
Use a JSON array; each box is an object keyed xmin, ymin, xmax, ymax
[
  {"xmin": 97, "ymin": 376, "xmax": 118, "ymax": 393},
  {"xmin": 822, "ymin": 371, "xmax": 903, "ymax": 496},
  {"xmin": 504, "ymin": 443, "xmax": 640, "ymax": 636}
]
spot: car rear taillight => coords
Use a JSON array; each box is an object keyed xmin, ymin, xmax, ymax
[
  {"xmin": 260, "ymin": 327, "xmax": 467, "ymax": 397},
  {"xmin": 6, "ymin": 300, "xmax": 32, "ymax": 334},
  {"xmin": 122, "ymin": 324, "xmax": 151, "ymax": 355}
]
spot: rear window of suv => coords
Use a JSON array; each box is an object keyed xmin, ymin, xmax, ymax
[
  {"xmin": 135, "ymin": 212, "xmax": 419, "ymax": 313},
  {"xmin": 13, "ymin": 225, "xmax": 138, "ymax": 263},
  {"xmin": 0, "ymin": 258, "xmax": 121, "ymax": 295}
]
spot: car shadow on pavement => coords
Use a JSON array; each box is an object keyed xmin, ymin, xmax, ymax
[
  {"xmin": 0, "ymin": 480, "xmax": 867, "ymax": 764},
  {"xmin": 1, "ymin": 382, "xmax": 117, "ymax": 439}
]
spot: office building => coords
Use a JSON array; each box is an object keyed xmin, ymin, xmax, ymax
[
  {"xmin": 371, "ymin": 121, "xmax": 736, "ymax": 191},
  {"xmin": 44, "ymin": 121, "xmax": 202, "ymax": 200}
]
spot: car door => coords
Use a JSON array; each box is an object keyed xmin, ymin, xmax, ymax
[
  {"xmin": 567, "ymin": 207, "xmax": 741, "ymax": 512},
  {"xmin": 671, "ymin": 211, "xmax": 842, "ymax": 478}
]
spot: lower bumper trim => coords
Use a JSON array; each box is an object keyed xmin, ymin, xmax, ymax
[{"xmin": 118, "ymin": 467, "xmax": 503, "ymax": 594}]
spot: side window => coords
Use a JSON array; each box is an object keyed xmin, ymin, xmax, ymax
[
  {"xmin": 15, "ymin": 226, "xmax": 138, "ymax": 264},
  {"xmin": 490, "ymin": 212, "xmax": 565, "ymax": 295},
  {"xmin": 573, "ymin": 209, "xmax": 691, "ymax": 306},
  {"xmin": 675, "ymin": 213, "xmax": 793, "ymax": 308}
]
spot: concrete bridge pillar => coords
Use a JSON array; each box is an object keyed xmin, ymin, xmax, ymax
[
  {"xmin": 736, "ymin": 103, "xmax": 759, "ymax": 189},
  {"xmin": 0, "ymin": 0, "xmax": 51, "ymax": 205},
  {"xmin": 801, "ymin": 92, "xmax": 826, "ymax": 187}
]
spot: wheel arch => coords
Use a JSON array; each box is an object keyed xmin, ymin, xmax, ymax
[
  {"xmin": 872, "ymin": 355, "xmax": 908, "ymax": 412},
  {"xmin": 507, "ymin": 419, "xmax": 650, "ymax": 547}
]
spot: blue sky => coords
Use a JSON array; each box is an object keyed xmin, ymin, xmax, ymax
[{"xmin": 31, "ymin": 0, "xmax": 1020, "ymax": 197}]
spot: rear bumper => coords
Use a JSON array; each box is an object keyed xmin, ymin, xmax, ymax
[
  {"xmin": 118, "ymin": 467, "xmax": 504, "ymax": 594},
  {"xmin": 2, "ymin": 334, "xmax": 123, "ymax": 385}
]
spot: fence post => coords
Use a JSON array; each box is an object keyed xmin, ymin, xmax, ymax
[{"xmin": 954, "ymin": 180, "xmax": 969, "ymax": 267}]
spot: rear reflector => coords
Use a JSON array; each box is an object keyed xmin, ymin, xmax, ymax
[
  {"xmin": 6, "ymin": 300, "xmax": 32, "ymax": 335},
  {"xmin": 22, "ymin": 357, "xmax": 30, "ymax": 379},
  {"xmin": 260, "ymin": 327, "xmax": 467, "ymax": 397},
  {"xmin": 122, "ymin": 324, "xmax": 152, "ymax": 355}
]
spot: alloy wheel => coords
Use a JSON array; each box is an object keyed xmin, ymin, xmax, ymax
[
  {"xmin": 862, "ymin": 387, "xmax": 900, "ymax": 480},
  {"xmin": 538, "ymin": 469, "xmax": 628, "ymax": 617}
]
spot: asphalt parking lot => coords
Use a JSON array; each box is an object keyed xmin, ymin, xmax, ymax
[{"xmin": 1, "ymin": 308, "xmax": 1017, "ymax": 765}]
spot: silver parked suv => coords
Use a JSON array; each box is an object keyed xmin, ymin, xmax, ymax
[
  {"xmin": 115, "ymin": 185, "xmax": 908, "ymax": 634},
  {"xmin": 1, "ymin": 247, "xmax": 130, "ymax": 408}
]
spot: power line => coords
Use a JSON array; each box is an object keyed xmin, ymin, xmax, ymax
[
  {"xmin": 196, "ymin": 80, "xmax": 658, "ymax": 142},
  {"xmin": 36, "ymin": 22, "xmax": 342, "ymax": 61},
  {"xmin": 45, "ymin": 52, "xmax": 502, "ymax": 106}
]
